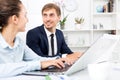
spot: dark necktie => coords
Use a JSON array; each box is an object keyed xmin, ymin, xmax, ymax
[{"xmin": 50, "ymin": 34, "xmax": 54, "ymax": 56}]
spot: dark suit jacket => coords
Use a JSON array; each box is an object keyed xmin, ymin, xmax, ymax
[{"xmin": 26, "ymin": 24, "xmax": 73, "ymax": 57}]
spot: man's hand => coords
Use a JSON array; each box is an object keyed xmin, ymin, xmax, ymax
[{"xmin": 65, "ymin": 52, "xmax": 83, "ymax": 65}]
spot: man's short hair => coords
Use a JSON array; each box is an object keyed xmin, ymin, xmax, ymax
[{"xmin": 42, "ymin": 3, "xmax": 61, "ymax": 16}]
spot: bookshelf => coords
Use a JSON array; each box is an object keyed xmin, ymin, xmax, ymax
[{"xmin": 62, "ymin": 0, "xmax": 120, "ymax": 52}]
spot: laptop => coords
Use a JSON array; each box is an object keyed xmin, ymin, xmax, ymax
[{"xmin": 23, "ymin": 34, "xmax": 120, "ymax": 76}]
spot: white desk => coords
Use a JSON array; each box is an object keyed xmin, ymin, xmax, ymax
[
  {"xmin": 0, "ymin": 69, "xmax": 90, "ymax": 80},
  {"xmin": 1, "ymin": 62, "xmax": 120, "ymax": 80},
  {"xmin": 69, "ymin": 69, "xmax": 90, "ymax": 80}
]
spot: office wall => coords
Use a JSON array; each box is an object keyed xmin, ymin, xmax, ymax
[{"xmin": 19, "ymin": 0, "xmax": 91, "ymax": 42}]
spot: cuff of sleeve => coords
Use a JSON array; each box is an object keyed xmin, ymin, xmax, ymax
[{"xmin": 25, "ymin": 61, "xmax": 40, "ymax": 71}]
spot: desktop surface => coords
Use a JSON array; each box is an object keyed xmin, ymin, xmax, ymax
[
  {"xmin": 0, "ymin": 68, "xmax": 90, "ymax": 80},
  {"xmin": 1, "ymin": 62, "xmax": 120, "ymax": 80}
]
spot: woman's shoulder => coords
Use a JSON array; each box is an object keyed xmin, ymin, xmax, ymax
[{"xmin": 15, "ymin": 36, "xmax": 25, "ymax": 44}]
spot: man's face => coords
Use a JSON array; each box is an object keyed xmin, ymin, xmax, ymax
[{"xmin": 42, "ymin": 8, "xmax": 60, "ymax": 30}]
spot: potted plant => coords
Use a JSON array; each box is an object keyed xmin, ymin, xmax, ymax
[
  {"xmin": 59, "ymin": 15, "xmax": 68, "ymax": 30},
  {"xmin": 74, "ymin": 17, "xmax": 84, "ymax": 29},
  {"xmin": 75, "ymin": 17, "xmax": 84, "ymax": 24}
]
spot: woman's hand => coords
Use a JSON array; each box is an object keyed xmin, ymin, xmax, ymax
[
  {"xmin": 41, "ymin": 52, "xmax": 83, "ymax": 69},
  {"xmin": 41, "ymin": 59, "xmax": 65, "ymax": 69}
]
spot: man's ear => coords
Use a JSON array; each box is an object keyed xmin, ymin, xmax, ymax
[{"xmin": 58, "ymin": 15, "xmax": 61, "ymax": 21}]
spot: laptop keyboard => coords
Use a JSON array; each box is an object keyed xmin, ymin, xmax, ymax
[{"xmin": 40, "ymin": 63, "xmax": 72, "ymax": 72}]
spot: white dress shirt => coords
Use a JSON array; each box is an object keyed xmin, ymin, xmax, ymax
[
  {"xmin": 0, "ymin": 33, "xmax": 51, "ymax": 77},
  {"xmin": 44, "ymin": 26, "xmax": 57, "ymax": 56}
]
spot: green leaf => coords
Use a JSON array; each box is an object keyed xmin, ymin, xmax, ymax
[
  {"xmin": 45, "ymin": 75, "xmax": 51, "ymax": 80},
  {"xmin": 60, "ymin": 15, "xmax": 68, "ymax": 25}
]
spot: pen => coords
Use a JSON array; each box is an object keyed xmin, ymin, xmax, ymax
[
  {"xmin": 59, "ymin": 76, "xmax": 65, "ymax": 80},
  {"xmin": 97, "ymin": 61, "xmax": 108, "ymax": 64}
]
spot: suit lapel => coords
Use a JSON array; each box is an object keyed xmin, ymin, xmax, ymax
[
  {"xmin": 40, "ymin": 25, "xmax": 49, "ymax": 54},
  {"xmin": 56, "ymin": 30, "xmax": 60, "ymax": 54}
]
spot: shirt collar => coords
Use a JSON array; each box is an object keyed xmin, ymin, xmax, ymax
[
  {"xmin": 44, "ymin": 26, "xmax": 56, "ymax": 37},
  {"xmin": 0, "ymin": 33, "xmax": 20, "ymax": 49}
]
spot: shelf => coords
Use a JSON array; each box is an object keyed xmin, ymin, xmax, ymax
[
  {"xmin": 62, "ymin": 0, "xmax": 119, "ymax": 51},
  {"xmin": 62, "ymin": 29, "xmax": 92, "ymax": 32},
  {"xmin": 93, "ymin": 29, "xmax": 116, "ymax": 31},
  {"xmin": 68, "ymin": 44, "xmax": 90, "ymax": 48},
  {"xmin": 93, "ymin": 12, "xmax": 117, "ymax": 16},
  {"xmin": 91, "ymin": 0, "xmax": 119, "ymax": 47}
]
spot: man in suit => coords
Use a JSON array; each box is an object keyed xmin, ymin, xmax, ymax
[{"xmin": 26, "ymin": 3, "xmax": 82, "ymax": 64}]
